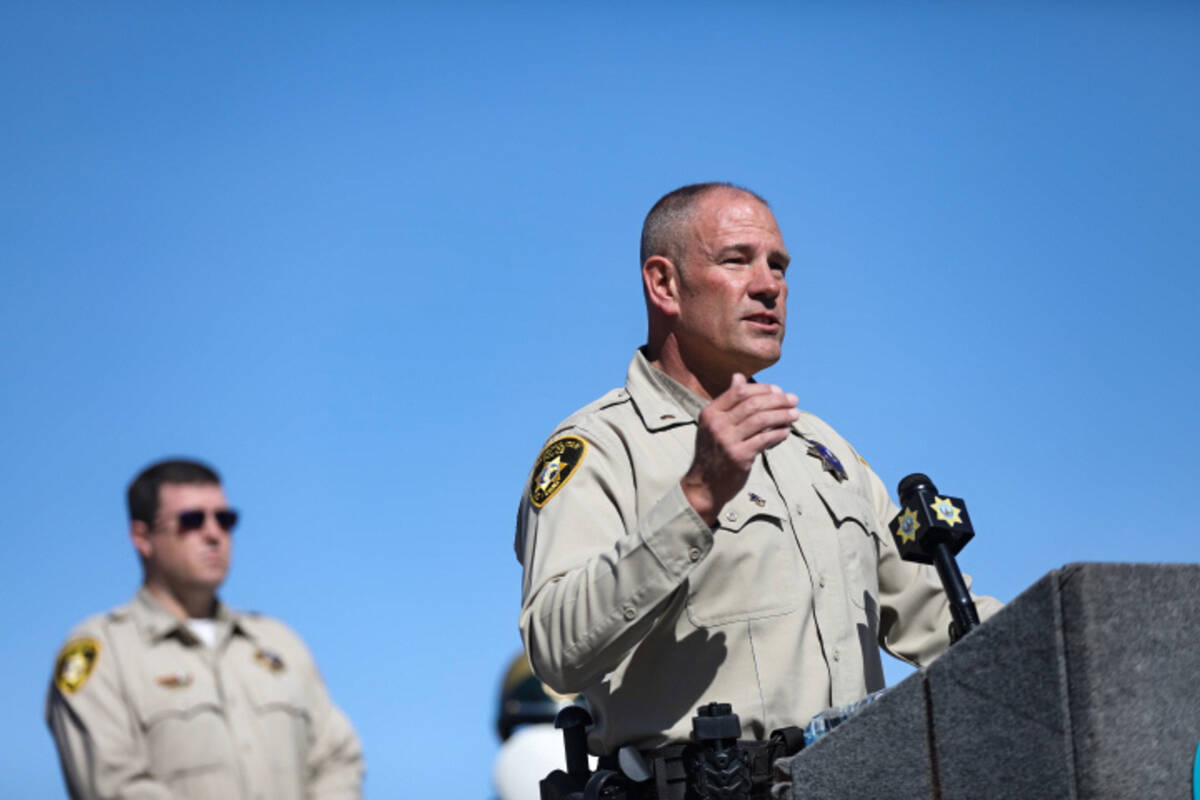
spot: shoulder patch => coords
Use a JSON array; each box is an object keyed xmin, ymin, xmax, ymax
[
  {"xmin": 529, "ymin": 436, "xmax": 587, "ymax": 508},
  {"xmin": 54, "ymin": 638, "xmax": 100, "ymax": 694}
]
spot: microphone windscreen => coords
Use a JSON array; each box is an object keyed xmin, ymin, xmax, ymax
[{"xmin": 897, "ymin": 473, "xmax": 937, "ymax": 504}]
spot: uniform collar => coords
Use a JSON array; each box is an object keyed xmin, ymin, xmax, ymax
[
  {"xmin": 626, "ymin": 348, "xmax": 707, "ymax": 431},
  {"xmin": 129, "ymin": 586, "xmax": 253, "ymax": 645},
  {"xmin": 626, "ymin": 348, "xmax": 824, "ymax": 443}
]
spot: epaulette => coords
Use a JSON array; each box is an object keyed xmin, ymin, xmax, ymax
[{"xmin": 567, "ymin": 386, "xmax": 630, "ymax": 421}]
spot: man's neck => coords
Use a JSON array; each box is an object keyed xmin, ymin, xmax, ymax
[
  {"xmin": 142, "ymin": 580, "xmax": 217, "ymax": 620},
  {"xmin": 644, "ymin": 341, "xmax": 738, "ymax": 402}
]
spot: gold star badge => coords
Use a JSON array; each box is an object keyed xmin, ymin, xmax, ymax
[
  {"xmin": 54, "ymin": 638, "xmax": 100, "ymax": 694},
  {"xmin": 931, "ymin": 496, "xmax": 963, "ymax": 526},
  {"xmin": 529, "ymin": 436, "xmax": 587, "ymax": 508},
  {"xmin": 897, "ymin": 508, "xmax": 920, "ymax": 544}
]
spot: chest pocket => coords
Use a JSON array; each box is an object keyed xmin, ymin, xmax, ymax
[
  {"xmin": 814, "ymin": 483, "xmax": 883, "ymax": 609},
  {"xmin": 247, "ymin": 668, "xmax": 311, "ymax": 774},
  {"xmin": 136, "ymin": 672, "xmax": 230, "ymax": 779},
  {"xmin": 685, "ymin": 484, "xmax": 802, "ymax": 627}
]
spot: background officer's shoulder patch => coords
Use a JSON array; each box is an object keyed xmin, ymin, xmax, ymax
[
  {"xmin": 529, "ymin": 435, "xmax": 587, "ymax": 508},
  {"xmin": 54, "ymin": 638, "xmax": 100, "ymax": 694}
]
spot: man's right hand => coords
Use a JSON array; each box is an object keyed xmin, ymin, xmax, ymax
[{"xmin": 681, "ymin": 373, "xmax": 799, "ymax": 526}]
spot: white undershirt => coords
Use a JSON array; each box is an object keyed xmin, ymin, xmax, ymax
[{"xmin": 186, "ymin": 618, "xmax": 217, "ymax": 648}]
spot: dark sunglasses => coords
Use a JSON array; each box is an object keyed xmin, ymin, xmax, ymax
[{"xmin": 176, "ymin": 508, "xmax": 239, "ymax": 533}]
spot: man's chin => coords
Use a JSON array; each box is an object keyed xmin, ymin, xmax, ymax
[
  {"xmin": 193, "ymin": 570, "xmax": 228, "ymax": 591},
  {"xmin": 737, "ymin": 347, "xmax": 782, "ymax": 375}
]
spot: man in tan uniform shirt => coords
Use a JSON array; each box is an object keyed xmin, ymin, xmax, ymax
[
  {"xmin": 515, "ymin": 183, "xmax": 1000, "ymax": 758},
  {"xmin": 47, "ymin": 459, "xmax": 363, "ymax": 800}
]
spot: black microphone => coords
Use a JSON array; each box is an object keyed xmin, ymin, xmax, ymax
[{"xmin": 889, "ymin": 473, "xmax": 981, "ymax": 643}]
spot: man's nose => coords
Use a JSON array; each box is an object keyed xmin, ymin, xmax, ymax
[
  {"xmin": 200, "ymin": 516, "xmax": 225, "ymax": 541},
  {"xmin": 748, "ymin": 259, "xmax": 784, "ymax": 300}
]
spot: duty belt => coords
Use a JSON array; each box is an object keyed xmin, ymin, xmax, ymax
[
  {"xmin": 597, "ymin": 731, "xmax": 803, "ymax": 800},
  {"xmin": 538, "ymin": 702, "xmax": 804, "ymax": 800}
]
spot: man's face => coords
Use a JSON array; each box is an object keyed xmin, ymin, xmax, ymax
[
  {"xmin": 673, "ymin": 189, "xmax": 790, "ymax": 377},
  {"xmin": 139, "ymin": 483, "xmax": 233, "ymax": 596}
]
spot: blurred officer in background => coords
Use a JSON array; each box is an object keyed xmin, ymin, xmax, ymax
[
  {"xmin": 46, "ymin": 458, "xmax": 363, "ymax": 800},
  {"xmin": 493, "ymin": 652, "xmax": 588, "ymax": 800}
]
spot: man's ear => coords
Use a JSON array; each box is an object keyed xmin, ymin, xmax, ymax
[
  {"xmin": 643, "ymin": 255, "xmax": 681, "ymax": 317},
  {"xmin": 131, "ymin": 520, "xmax": 153, "ymax": 561}
]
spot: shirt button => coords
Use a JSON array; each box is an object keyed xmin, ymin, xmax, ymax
[
  {"xmin": 794, "ymin": 504, "xmax": 803, "ymax": 516},
  {"xmin": 623, "ymin": 606, "xmax": 637, "ymax": 621},
  {"xmin": 724, "ymin": 510, "xmax": 738, "ymax": 523},
  {"xmin": 818, "ymin": 575, "xmax": 826, "ymax": 588},
  {"xmin": 688, "ymin": 547, "xmax": 702, "ymax": 562},
  {"xmin": 832, "ymin": 650, "xmax": 841, "ymax": 662}
]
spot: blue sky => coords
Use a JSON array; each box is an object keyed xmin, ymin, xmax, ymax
[{"xmin": 3, "ymin": 3, "xmax": 1198, "ymax": 797}]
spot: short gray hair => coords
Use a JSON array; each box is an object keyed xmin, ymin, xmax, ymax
[{"xmin": 639, "ymin": 182, "xmax": 769, "ymax": 267}]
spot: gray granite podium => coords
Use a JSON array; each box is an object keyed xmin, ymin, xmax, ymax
[{"xmin": 774, "ymin": 563, "xmax": 1200, "ymax": 799}]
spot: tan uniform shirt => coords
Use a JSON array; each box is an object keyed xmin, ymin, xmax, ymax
[
  {"xmin": 46, "ymin": 588, "xmax": 363, "ymax": 800},
  {"xmin": 516, "ymin": 350, "xmax": 1001, "ymax": 754}
]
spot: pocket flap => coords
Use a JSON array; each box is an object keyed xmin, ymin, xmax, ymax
[
  {"xmin": 247, "ymin": 673, "xmax": 310, "ymax": 721},
  {"xmin": 715, "ymin": 484, "xmax": 785, "ymax": 533},
  {"xmin": 138, "ymin": 677, "xmax": 222, "ymax": 726},
  {"xmin": 812, "ymin": 483, "xmax": 881, "ymax": 539},
  {"xmin": 137, "ymin": 673, "xmax": 228, "ymax": 777}
]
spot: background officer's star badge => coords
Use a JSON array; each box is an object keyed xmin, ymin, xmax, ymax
[{"xmin": 255, "ymin": 648, "xmax": 286, "ymax": 673}]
